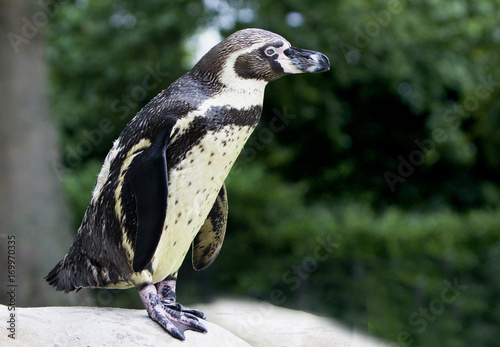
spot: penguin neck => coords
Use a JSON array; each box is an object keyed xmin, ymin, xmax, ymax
[
  {"xmin": 193, "ymin": 67, "xmax": 267, "ymax": 93},
  {"xmin": 205, "ymin": 79, "xmax": 266, "ymax": 112},
  {"xmin": 223, "ymin": 75, "xmax": 267, "ymax": 94},
  {"xmin": 191, "ymin": 70, "xmax": 267, "ymax": 111},
  {"xmin": 217, "ymin": 63, "xmax": 268, "ymax": 110}
]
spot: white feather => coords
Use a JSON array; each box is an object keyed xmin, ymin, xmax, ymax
[{"xmin": 92, "ymin": 139, "xmax": 121, "ymax": 204}]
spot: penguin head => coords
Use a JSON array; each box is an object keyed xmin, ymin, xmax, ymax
[{"xmin": 192, "ymin": 28, "xmax": 330, "ymax": 84}]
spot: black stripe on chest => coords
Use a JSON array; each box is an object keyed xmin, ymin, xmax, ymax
[{"xmin": 166, "ymin": 105, "xmax": 262, "ymax": 168}]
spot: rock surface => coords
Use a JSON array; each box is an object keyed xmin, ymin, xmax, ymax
[{"xmin": 1, "ymin": 298, "xmax": 392, "ymax": 346}]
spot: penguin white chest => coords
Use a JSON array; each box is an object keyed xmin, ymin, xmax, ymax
[{"xmin": 150, "ymin": 122, "xmax": 255, "ymax": 282}]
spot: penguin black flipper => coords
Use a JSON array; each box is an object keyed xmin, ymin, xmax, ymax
[
  {"xmin": 127, "ymin": 126, "xmax": 172, "ymax": 273},
  {"xmin": 192, "ymin": 183, "xmax": 228, "ymax": 270}
]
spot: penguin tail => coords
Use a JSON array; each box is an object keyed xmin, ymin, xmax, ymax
[
  {"xmin": 45, "ymin": 230, "xmax": 131, "ymax": 292},
  {"xmin": 46, "ymin": 250, "xmax": 128, "ymax": 292},
  {"xmin": 45, "ymin": 256, "xmax": 79, "ymax": 293}
]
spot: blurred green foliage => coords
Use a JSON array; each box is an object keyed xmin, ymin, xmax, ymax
[
  {"xmin": 46, "ymin": 0, "xmax": 500, "ymax": 346},
  {"xmin": 215, "ymin": 188, "xmax": 500, "ymax": 346}
]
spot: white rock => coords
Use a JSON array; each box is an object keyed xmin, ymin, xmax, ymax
[
  {"xmin": 198, "ymin": 298, "xmax": 394, "ymax": 347},
  {"xmin": 1, "ymin": 305, "xmax": 249, "ymax": 347},
  {"xmin": 1, "ymin": 298, "xmax": 393, "ymax": 347}
]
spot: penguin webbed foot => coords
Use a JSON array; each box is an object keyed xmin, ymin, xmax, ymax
[{"xmin": 138, "ymin": 283, "xmax": 207, "ymax": 340}]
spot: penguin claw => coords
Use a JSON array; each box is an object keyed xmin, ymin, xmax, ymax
[
  {"xmin": 156, "ymin": 314, "xmax": 186, "ymax": 341},
  {"xmin": 162, "ymin": 305, "xmax": 207, "ymax": 335},
  {"xmin": 162, "ymin": 301, "xmax": 207, "ymax": 320}
]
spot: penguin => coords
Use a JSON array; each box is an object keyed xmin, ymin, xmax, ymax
[{"xmin": 46, "ymin": 28, "xmax": 330, "ymax": 340}]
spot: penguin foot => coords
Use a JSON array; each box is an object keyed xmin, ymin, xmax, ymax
[
  {"xmin": 138, "ymin": 283, "xmax": 207, "ymax": 340},
  {"xmin": 163, "ymin": 301, "xmax": 207, "ymax": 320},
  {"xmin": 156, "ymin": 274, "xmax": 207, "ymax": 320}
]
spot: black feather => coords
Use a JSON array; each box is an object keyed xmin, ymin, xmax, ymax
[{"xmin": 127, "ymin": 126, "xmax": 172, "ymax": 272}]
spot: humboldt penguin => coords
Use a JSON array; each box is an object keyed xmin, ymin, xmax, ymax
[{"xmin": 46, "ymin": 28, "xmax": 330, "ymax": 340}]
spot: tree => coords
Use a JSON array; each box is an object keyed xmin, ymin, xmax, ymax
[{"xmin": 0, "ymin": 0, "xmax": 86, "ymax": 306}]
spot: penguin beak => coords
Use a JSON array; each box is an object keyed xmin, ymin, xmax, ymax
[{"xmin": 280, "ymin": 47, "xmax": 330, "ymax": 74}]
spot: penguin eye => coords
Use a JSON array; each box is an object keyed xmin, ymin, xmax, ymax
[{"xmin": 265, "ymin": 47, "xmax": 277, "ymax": 57}]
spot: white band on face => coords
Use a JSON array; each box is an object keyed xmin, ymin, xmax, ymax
[
  {"xmin": 278, "ymin": 58, "xmax": 302, "ymax": 74},
  {"xmin": 274, "ymin": 41, "xmax": 302, "ymax": 74}
]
